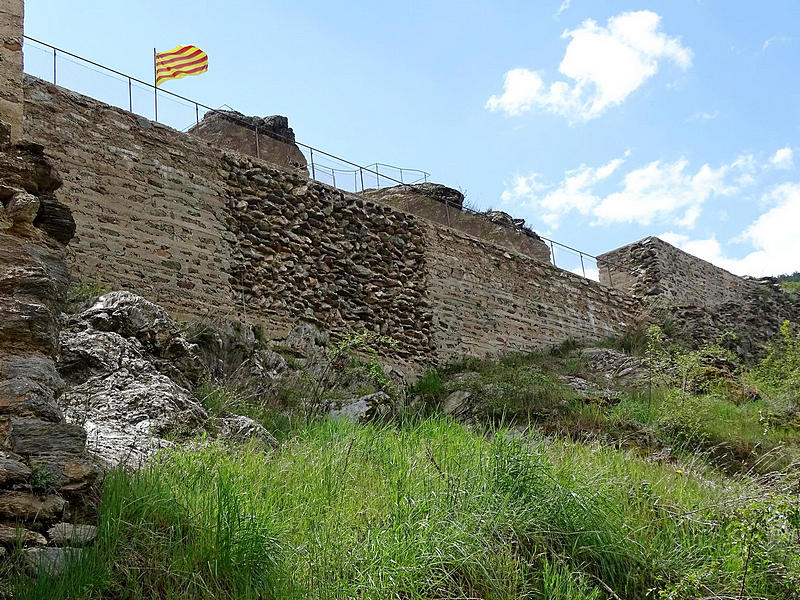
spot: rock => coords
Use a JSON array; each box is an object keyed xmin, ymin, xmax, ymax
[
  {"xmin": 0, "ymin": 523, "xmax": 47, "ymax": 547},
  {"xmin": 61, "ymin": 367, "xmax": 206, "ymax": 467},
  {"xmin": 63, "ymin": 291, "xmax": 204, "ymax": 388},
  {"xmin": 10, "ymin": 418, "xmax": 87, "ymax": 455},
  {"xmin": 58, "ymin": 300, "xmax": 210, "ymax": 467},
  {"xmin": 581, "ymin": 348, "xmax": 648, "ymax": 386},
  {"xmin": 6, "ymin": 191, "xmax": 39, "ymax": 226},
  {"xmin": 0, "ymin": 355, "xmax": 65, "ymax": 394},
  {"xmin": 442, "ymin": 390, "xmax": 472, "ymax": 417},
  {"xmin": 47, "ymin": 522, "xmax": 98, "ymax": 546},
  {"xmin": 0, "ymin": 377, "xmax": 65, "ymax": 422},
  {"xmin": 184, "ymin": 319, "xmax": 289, "ymax": 388},
  {"xmin": 33, "ymin": 196, "xmax": 75, "ymax": 244},
  {"xmin": 216, "ymin": 414, "xmax": 278, "ymax": 448},
  {"xmin": 0, "ymin": 454, "xmax": 30, "ymax": 485},
  {"xmin": 27, "ymin": 453, "xmax": 99, "ymax": 492},
  {"xmin": 0, "ymin": 491, "xmax": 65, "ymax": 521},
  {"xmin": 280, "ymin": 322, "xmax": 328, "ymax": 358},
  {"xmin": 23, "ymin": 547, "xmax": 82, "ymax": 576},
  {"xmin": 482, "ymin": 210, "xmax": 516, "ymax": 228},
  {"xmin": 328, "ymin": 391, "xmax": 390, "ymax": 422}
]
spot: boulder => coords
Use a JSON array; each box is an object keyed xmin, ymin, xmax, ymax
[
  {"xmin": 0, "ymin": 491, "xmax": 65, "ymax": 521},
  {"xmin": 442, "ymin": 390, "xmax": 472, "ymax": 418},
  {"xmin": 23, "ymin": 546, "xmax": 82, "ymax": 576},
  {"xmin": 46, "ymin": 522, "xmax": 97, "ymax": 546},
  {"xmin": 216, "ymin": 414, "xmax": 279, "ymax": 448},
  {"xmin": 59, "ymin": 306, "xmax": 208, "ymax": 467},
  {"xmin": 328, "ymin": 391, "xmax": 391, "ymax": 422},
  {"xmin": 0, "ymin": 523, "xmax": 46, "ymax": 547},
  {"xmin": 63, "ymin": 291, "xmax": 204, "ymax": 388}
]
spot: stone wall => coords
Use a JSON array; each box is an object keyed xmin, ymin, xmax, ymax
[
  {"xmin": 0, "ymin": 0, "xmax": 23, "ymax": 140},
  {"xmin": 220, "ymin": 153, "xmax": 433, "ymax": 362},
  {"xmin": 366, "ymin": 184, "xmax": 552, "ymax": 262},
  {"xmin": 426, "ymin": 227, "xmax": 640, "ymax": 360},
  {"xmin": 598, "ymin": 236, "xmax": 800, "ymax": 359},
  {"xmin": 598, "ymin": 236, "xmax": 755, "ymax": 307},
  {"xmin": 22, "ymin": 75, "xmax": 640, "ymax": 367},
  {"xmin": 24, "ymin": 76, "xmax": 240, "ymax": 320}
]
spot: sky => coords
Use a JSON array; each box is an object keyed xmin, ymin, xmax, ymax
[{"xmin": 23, "ymin": 0, "xmax": 800, "ymax": 279}]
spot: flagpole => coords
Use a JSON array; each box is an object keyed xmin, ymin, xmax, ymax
[{"xmin": 153, "ymin": 48, "xmax": 158, "ymax": 122}]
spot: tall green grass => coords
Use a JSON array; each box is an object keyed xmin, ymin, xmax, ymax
[{"xmin": 11, "ymin": 418, "xmax": 799, "ymax": 599}]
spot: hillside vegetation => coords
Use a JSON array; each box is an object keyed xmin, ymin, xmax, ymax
[{"xmin": 4, "ymin": 323, "xmax": 800, "ymax": 600}]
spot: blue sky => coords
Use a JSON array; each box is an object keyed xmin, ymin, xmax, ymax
[{"xmin": 23, "ymin": 0, "xmax": 800, "ymax": 278}]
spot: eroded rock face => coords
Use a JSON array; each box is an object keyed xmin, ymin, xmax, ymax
[{"xmin": 1, "ymin": 129, "xmax": 99, "ymax": 539}]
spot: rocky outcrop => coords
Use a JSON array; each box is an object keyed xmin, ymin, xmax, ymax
[
  {"xmin": 0, "ymin": 128, "xmax": 98, "ymax": 544},
  {"xmin": 189, "ymin": 110, "xmax": 308, "ymax": 172},
  {"xmin": 58, "ymin": 292, "xmax": 209, "ymax": 467}
]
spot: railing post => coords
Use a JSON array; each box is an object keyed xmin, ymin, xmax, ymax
[
  {"xmin": 579, "ymin": 252, "xmax": 586, "ymax": 278},
  {"xmin": 332, "ymin": 170, "xmax": 336, "ymax": 188},
  {"xmin": 376, "ymin": 164, "xmax": 380, "ymax": 188},
  {"xmin": 128, "ymin": 77, "xmax": 132, "ymax": 112},
  {"xmin": 195, "ymin": 103, "xmax": 199, "ymax": 126},
  {"xmin": 310, "ymin": 148, "xmax": 316, "ymax": 180},
  {"xmin": 254, "ymin": 125, "xmax": 260, "ymax": 158},
  {"xmin": 53, "ymin": 48, "xmax": 57, "ymax": 84},
  {"xmin": 550, "ymin": 241, "xmax": 556, "ymax": 267},
  {"xmin": 400, "ymin": 168, "xmax": 404, "ymax": 184},
  {"xmin": 445, "ymin": 198, "xmax": 451, "ymax": 227},
  {"xmin": 360, "ymin": 168, "xmax": 364, "ymax": 195},
  {"xmin": 354, "ymin": 171, "xmax": 357, "ymax": 192}
]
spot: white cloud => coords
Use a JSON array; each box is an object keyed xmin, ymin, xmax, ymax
[
  {"xmin": 486, "ymin": 10, "xmax": 692, "ymax": 122},
  {"xmin": 770, "ymin": 146, "xmax": 793, "ymax": 170},
  {"xmin": 501, "ymin": 152, "xmax": 759, "ymax": 229},
  {"xmin": 501, "ymin": 153, "xmax": 628, "ymax": 228},
  {"xmin": 593, "ymin": 158, "xmax": 740, "ymax": 227},
  {"xmin": 685, "ymin": 110, "xmax": 718, "ymax": 122},
  {"xmin": 554, "ymin": 0, "xmax": 570, "ymax": 18},
  {"xmin": 659, "ymin": 183, "xmax": 800, "ymax": 276},
  {"xmin": 762, "ymin": 35, "xmax": 792, "ymax": 52}
]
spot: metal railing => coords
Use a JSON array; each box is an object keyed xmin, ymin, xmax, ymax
[{"xmin": 21, "ymin": 34, "xmax": 617, "ymax": 285}]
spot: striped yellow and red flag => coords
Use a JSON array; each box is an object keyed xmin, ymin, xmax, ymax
[{"xmin": 155, "ymin": 45, "xmax": 208, "ymax": 86}]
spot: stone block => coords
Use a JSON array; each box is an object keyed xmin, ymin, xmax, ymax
[{"xmin": 0, "ymin": 490, "xmax": 65, "ymax": 521}]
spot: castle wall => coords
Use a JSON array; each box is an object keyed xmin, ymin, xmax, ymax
[
  {"xmin": 425, "ymin": 227, "xmax": 640, "ymax": 360},
  {"xmin": 598, "ymin": 236, "xmax": 800, "ymax": 359},
  {"xmin": 22, "ymin": 76, "xmax": 640, "ymax": 366},
  {"xmin": 598, "ymin": 236, "xmax": 753, "ymax": 307}
]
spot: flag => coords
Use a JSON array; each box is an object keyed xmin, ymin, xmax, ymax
[{"xmin": 155, "ymin": 45, "xmax": 208, "ymax": 86}]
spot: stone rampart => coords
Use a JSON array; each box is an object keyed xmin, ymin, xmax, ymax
[
  {"xmin": 598, "ymin": 236, "xmax": 800, "ymax": 357},
  {"xmin": 22, "ymin": 75, "xmax": 641, "ymax": 366},
  {"xmin": 598, "ymin": 236, "xmax": 753, "ymax": 307}
]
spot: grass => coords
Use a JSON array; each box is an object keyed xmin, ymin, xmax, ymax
[{"xmin": 8, "ymin": 418, "xmax": 799, "ymax": 599}]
